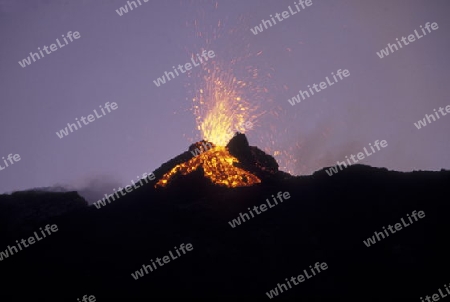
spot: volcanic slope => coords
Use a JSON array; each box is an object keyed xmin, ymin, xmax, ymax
[{"xmin": 1, "ymin": 134, "xmax": 449, "ymax": 301}]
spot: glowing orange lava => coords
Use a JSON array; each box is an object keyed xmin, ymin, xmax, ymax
[
  {"xmin": 155, "ymin": 4, "xmax": 289, "ymax": 188},
  {"xmin": 193, "ymin": 63, "xmax": 258, "ymax": 146},
  {"xmin": 156, "ymin": 61, "xmax": 262, "ymax": 188},
  {"xmin": 155, "ymin": 145, "xmax": 260, "ymax": 188}
]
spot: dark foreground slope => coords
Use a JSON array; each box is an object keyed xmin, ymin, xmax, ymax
[{"xmin": 1, "ymin": 156, "xmax": 449, "ymax": 301}]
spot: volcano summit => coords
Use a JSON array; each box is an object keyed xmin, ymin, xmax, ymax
[
  {"xmin": 153, "ymin": 133, "xmax": 292, "ymax": 188},
  {"xmin": 0, "ymin": 134, "xmax": 449, "ymax": 301}
]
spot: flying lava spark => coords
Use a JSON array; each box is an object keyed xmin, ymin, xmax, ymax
[
  {"xmin": 155, "ymin": 2, "xmax": 316, "ymax": 187},
  {"xmin": 155, "ymin": 59, "xmax": 262, "ymax": 188}
]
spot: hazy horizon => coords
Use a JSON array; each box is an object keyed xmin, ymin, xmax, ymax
[{"xmin": 1, "ymin": 0, "xmax": 449, "ymax": 202}]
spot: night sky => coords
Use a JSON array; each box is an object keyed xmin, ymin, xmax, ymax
[{"xmin": 1, "ymin": 0, "xmax": 449, "ymax": 202}]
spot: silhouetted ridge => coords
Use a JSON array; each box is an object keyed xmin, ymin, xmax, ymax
[
  {"xmin": 153, "ymin": 133, "xmax": 293, "ymax": 187},
  {"xmin": 0, "ymin": 190, "xmax": 87, "ymax": 240},
  {"xmin": 1, "ymin": 144, "xmax": 450, "ymax": 302}
]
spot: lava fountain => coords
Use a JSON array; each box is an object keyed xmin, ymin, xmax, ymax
[
  {"xmin": 155, "ymin": 3, "xmax": 293, "ymax": 188},
  {"xmin": 155, "ymin": 61, "xmax": 262, "ymax": 188}
]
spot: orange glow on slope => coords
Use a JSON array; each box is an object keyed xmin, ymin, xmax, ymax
[
  {"xmin": 154, "ymin": 6, "xmax": 284, "ymax": 188},
  {"xmin": 156, "ymin": 61, "xmax": 263, "ymax": 188},
  {"xmin": 155, "ymin": 145, "xmax": 260, "ymax": 188}
]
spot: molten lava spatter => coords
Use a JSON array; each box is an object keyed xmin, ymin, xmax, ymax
[
  {"xmin": 155, "ymin": 54, "xmax": 264, "ymax": 188},
  {"xmin": 193, "ymin": 63, "xmax": 258, "ymax": 147},
  {"xmin": 156, "ymin": 12, "xmax": 273, "ymax": 188},
  {"xmin": 152, "ymin": 3, "xmax": 314, "ymax": 189},
  {"xmin": 155, "ymin": 145, "xmax": 260, "ymax": 188}
]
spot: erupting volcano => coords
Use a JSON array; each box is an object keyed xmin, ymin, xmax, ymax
[
  {"xmin": 156, "ymin": 141, "xmax": 261, "ymax": 188},
  {"xmin": 154, "ymin": 56, "xmax": 284, "ymax": 188},
  {"xmin": 154, "ymin": 133, "xmax": 289, "ymax": 188},
  {"xmin": 153, "ymin": 63, "xmax": 290, "ymax": 187}
]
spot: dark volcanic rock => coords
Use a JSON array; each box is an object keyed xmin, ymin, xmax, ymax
[
  {"xmin": 153, "ymin": 133, "xmax": 291, "ymax": 187},
  {"xmin": 1, "ymin": 145, "xmax": 450, "ymax": 302},
  {"xmin": 0, "ymin": 190, "xmax": 87, "ymax": 240}
]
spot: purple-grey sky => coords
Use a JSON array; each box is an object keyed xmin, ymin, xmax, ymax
[{"xmin": 1, "ymin": 0, "xmax": 449, "ymax": 202}]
